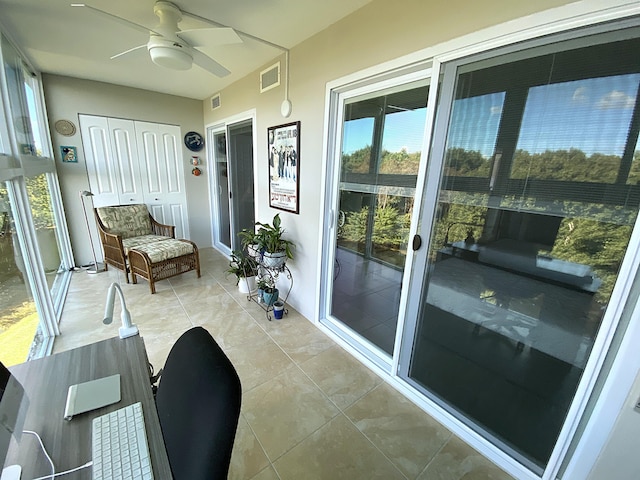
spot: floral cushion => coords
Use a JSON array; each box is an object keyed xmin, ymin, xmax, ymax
[
  {"xmin": 96, "ymin": 204, "xmax": 152, "ymax": 239},
  {"xmin": 122, "ymin": 235, "xmax": 169, "ymax": 255},
  {"xmin": 130, "ymin": 239, "xmax": 194, "ymax": 263}
]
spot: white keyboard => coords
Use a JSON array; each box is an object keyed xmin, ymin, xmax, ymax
[{"xmin": 92, "ymin": 402, "xmax": 154, "ymax": 480}]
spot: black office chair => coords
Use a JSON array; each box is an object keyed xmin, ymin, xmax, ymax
[{"xmin": 155, "ymin": 327, "xmax": 242, "ymax": 479}]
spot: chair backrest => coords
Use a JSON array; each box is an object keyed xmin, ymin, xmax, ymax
[
  {"xmin": 155, "ymin": 327, "xmax": 242, "ymax": 480},
  {"xmin": 95, "ymin": 204, "xmax": 152, "ymax": 239}
]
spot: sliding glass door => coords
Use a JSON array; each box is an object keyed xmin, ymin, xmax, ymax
[
  {"xmin": 325, "ymin": 78, "xmax": 430, "ymax": 358},
  {"xmin": 403, "ymin": 28, "xmax": 640, "ymax": 472},
  {"xmin": 211, "ymin": 130, "xmax": 231, "ymax": 250},
  {"xmin": 208, "ymin": 118, "xmax": 255, "ymax": 254}
]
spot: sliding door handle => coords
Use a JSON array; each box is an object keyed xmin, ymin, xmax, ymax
[{"xmin": 412, "ymin": 234, "xmax": 422, "ymax": 251}]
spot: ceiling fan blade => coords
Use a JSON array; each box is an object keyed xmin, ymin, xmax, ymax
[
  {"xmin": 191, "ymin": 49, "xmax": 230, "ymax": 77},
  {"xmin": 70, "ymin": 3, "xmax": 162, "ymax": 36},
  {"xmin": 177, "ymin": 27, "xmax": 242, "ymax": 48},
  {"xmin": 110, "ymin": 44, "xmax": 147, "ymax": 60}
]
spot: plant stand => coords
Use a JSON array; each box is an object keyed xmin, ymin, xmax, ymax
[{"xmin": 246, "ymin": 260, "xmax": 293, "ymax": 321}]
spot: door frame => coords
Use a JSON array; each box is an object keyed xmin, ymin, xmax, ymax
[
  {"xmin": 318, "ymin": 66, "xmax": 433, "ymax": 372},
  {"xmin": 206, "ymin": 109, "xmax": 257, "ymax": 256}
]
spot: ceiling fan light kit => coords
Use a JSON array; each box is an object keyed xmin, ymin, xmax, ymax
[{"xmin": 148, "ymin": 36, "xmax": 192, "ymax": 70}]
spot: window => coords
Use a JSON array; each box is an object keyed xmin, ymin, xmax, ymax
[{"xmin": 0, "ymin": 32, "xmax": 69, "ymax": 363}]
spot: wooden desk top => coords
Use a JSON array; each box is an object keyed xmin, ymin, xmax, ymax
[{"xmin": 4, "ymin": 336, "xmax": 172, "ymax": 479}]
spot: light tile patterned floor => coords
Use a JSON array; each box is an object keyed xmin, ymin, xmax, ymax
[{"xmin": 53, "ymin": 247, "xmax": 514, "ymax": 480}]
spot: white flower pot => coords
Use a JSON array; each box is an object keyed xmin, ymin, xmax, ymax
[
  {"xmin": 262, "ymin": 251, "xmax": 287, "ymax": 269},
  {"xmin": 247, "ymin": 244, "xmax": 261, "ymax": 259},
  {"xmin": 238, "ymin": 275, "xmax": 256, "ymax": 293}
]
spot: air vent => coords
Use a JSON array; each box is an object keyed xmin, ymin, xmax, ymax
[
  {"xmin": 210, "ymin": 93, "xmax": 221, "ymax": 110},
  {"xmin": 260, "ymin": 62, "xmax": 280, "ymax": 93}
]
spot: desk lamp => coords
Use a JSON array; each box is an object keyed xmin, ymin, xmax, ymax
[
  {"xmin": 79, "ymin": 190, "xmax": 105, "ymax": 274},
  {"xmin": 103, "ymin": 283, "xmax": 139, "ymax": 339}
]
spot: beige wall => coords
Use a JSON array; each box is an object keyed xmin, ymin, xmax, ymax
[
  {"xmin": 203, "ymin": 0, "xmax": 572, "ymax": 320},
  {"xmin": 43, "ymin": 74, "xmax": 206, "ymax": 266}
]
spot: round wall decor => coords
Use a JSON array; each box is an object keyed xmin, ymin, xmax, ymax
[
  {"xmin": 55, "ymin": 119, "xmax": 76, "ymax": 136},
  {"xmin": 184, "ymin": 131, "xmax": 204, "ymax": 151}
]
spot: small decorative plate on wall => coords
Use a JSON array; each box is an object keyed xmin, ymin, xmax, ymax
[
  {"xmin": 184, "ymin": 131, "xmax": 204, "ymax": 151},
  {"xmin": 54, "ymin": 119, "xmax": 76, "ymax": 136}
]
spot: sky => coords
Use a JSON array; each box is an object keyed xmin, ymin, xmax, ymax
[
  {"xmin": 342, "ymin": 109, "xmax": 427, "ymax": 155},
  {"xmin": 449, "ymin": 73, "xmax": 639, "ymax": 158},
  {"xmin": 342, "ymin": 73, "xmax": 639, "ymax": 159}
]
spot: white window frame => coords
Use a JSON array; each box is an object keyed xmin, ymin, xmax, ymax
[{"xmin": 0, "ymin": 29, "xmax": 74, "ymax": 356}]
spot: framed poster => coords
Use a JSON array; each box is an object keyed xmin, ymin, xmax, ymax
[{"xmin": 268, "ymin": 121, "xmax": 300, "ymax": 214}]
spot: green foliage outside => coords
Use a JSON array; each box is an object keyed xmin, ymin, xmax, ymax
[
  {"xmin": 339, "ymin": 145, "xmax": 640, "ymax": 302},
  {"xmin": 0, "ymin": 174, "xmax": 54, "ymax": 364},
  {"xmin": 342, "ymin": 146, "xmax": 421, "ymax": 175},
  {"xmin": 446, "ymin": 147, "xmax": 640, "ymax": 184}
]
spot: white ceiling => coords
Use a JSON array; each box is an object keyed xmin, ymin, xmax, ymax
[{"xmin": 0, "ymin": 0, "xmax": 372, "ymax": 100}]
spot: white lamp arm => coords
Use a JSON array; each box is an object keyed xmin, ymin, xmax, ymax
[{"xmin": 103, "ymin": 283, "xmax": 138, "ymax": 338}]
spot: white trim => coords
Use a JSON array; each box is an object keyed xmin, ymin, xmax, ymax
[
  {"xmin": 562, "ymin": 231, "xmax": 640, "ymax": 478},
  {"xmin": 205, "ymin": 123, "xmax": 228, "ymax": 255},
  {"xmin": 205, "ymin": 108, "xmax": 257, "ymax": 254},
  {"xmin": 393, "ymin": 58, "xmax": 442, "ymax": 376},
  {"xmin": 259, "ymin": 61, "xmax": 281, "ymax": 93},
  {"xmin": 319, "ymin": 67, "xmax": 432, "ymax": 371}
]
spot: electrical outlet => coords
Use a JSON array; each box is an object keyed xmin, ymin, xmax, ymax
[{"xmin": 635, "ymin": 397, "xmax": 640, "ymax": 412}]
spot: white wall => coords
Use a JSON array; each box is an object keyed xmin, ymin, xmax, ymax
[{"xmin": 43, "ymin": 75, "xmax": 207, "ymax": 266}]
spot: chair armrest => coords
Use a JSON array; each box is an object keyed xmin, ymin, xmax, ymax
[{"xmin": 150, "ymin": 216, "xmax": 175, "ymax": 238}]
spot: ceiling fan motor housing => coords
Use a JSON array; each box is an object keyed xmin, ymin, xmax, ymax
[
  {"xmin": 148, "ymin": 2, "xmax": 192, "ymax": 70},
  {"xmin": 148, "ymin": 36, "xmax": 192, "ymax": 70}
]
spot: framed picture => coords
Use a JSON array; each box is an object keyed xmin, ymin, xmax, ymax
[
  {"xmin": 60, "ymin": 145, "xmax": 78, "ymax": 163},
  {"xmin": 267, "ymin": 121, "xmax": 300, "ymax": 214}
]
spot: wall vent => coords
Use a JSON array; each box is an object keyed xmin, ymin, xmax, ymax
[
  {"xmin": 210, "ymin": 93, "xmax": 221, "ymax": 110},
  {"xmin": 260, "ymin": 62, "xmax": 280, "ymax": 93}
]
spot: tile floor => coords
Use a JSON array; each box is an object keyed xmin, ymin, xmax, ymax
[{"xmin": 53, "ymin": 247, "xmax": 514, "ymax": 480}]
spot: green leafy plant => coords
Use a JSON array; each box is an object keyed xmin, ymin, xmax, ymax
[
  {"xmin": 238, "ymin": 228, "xmax": 259, "ymax": 250},
  {"xmin": 226, "ymin": 250, "xmax": 257, "ymax": 285},
  {"xmin": 255, "ymin": 213, "xmax": 295, "ymax": 259},
  {"xmin": 256, "ymin": 277, "xmax": 273, "ymax": 290}
]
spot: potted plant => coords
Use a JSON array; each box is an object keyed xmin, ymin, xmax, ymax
[
  {"xmin": 238, "ymin": 228, "xmax": 261, "ymax": 259},
  {"xmin": 226, "ymin": 250, "xmax": 258, "ymax": 293},
  {"xmin": 255, "ymin": 213, "xmax": 295, "ymax": 269},
  {"xmin": 263, "ymin": 284, "xmax": 279, "ymax": 307},
  {"xmin": 256, "ymin": 277, "xmax": 272, "ymax": 303}
]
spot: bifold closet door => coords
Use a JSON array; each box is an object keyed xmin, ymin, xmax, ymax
[
  {"xmin": 80, "ymin": 115, "xmax": 190, "ymax": 240},
  {"xmin": 80, "ymin": 115, "xmax": 144, "ymax": 207},
  {"xmin": 135, "ymin": 121, "xmax": 189, "ymax": 239}
]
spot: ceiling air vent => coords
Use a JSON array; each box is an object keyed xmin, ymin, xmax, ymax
[
  {"xmin": 260, "ymin": 62, "xmax": 280, "ymax": 93},
  {"xmin": 210, "ymin": 93, "xmax": 221, "ymax": 110}
]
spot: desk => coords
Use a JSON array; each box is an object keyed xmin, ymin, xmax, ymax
[{"xmin": 3, "ymin": 336, "xmax": 172, "ymax": 479}]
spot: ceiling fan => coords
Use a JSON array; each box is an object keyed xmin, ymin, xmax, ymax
[{"xmin": 71, "ymin": 1, "xmax": 242, "ymax": 77}]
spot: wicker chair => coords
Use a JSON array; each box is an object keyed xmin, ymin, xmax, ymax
[{"xmin": 94, "ymin": 204, "xmax": 175, "ymax": 283}]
